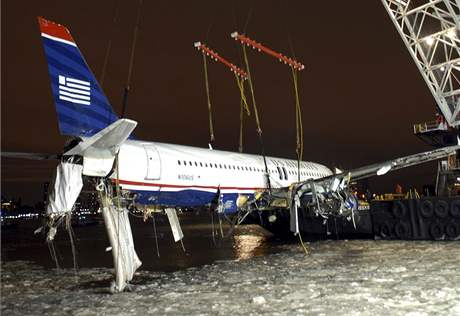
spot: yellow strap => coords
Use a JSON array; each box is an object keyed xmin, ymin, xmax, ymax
[
  {"xmin": 298, "ymin": 232, "xmax": 310, "ymax": 255},
  {"xmin": 234, "ymin": 74, "xmax": 250, "ymax": 115},
  {"xmin": 291, "ymin": 67, "xmax": 303, "ymax": 179},
  {"xmin": 202, "ymin": 53, "xmax": 215, "ymax": 142},
  {"xmin": 239, "ymin": 100, "xmax": 244, "ymax": 153},
  {"xmin": 242, "ymin": 44, "xmax": 262, "ymax": 135},
  {"xmin": 234, "ymin": 74, "xmax": 250, "ymax": 153}
]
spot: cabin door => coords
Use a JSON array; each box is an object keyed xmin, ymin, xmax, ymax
[{"xmin": 144, "ymin": 145, "xmax": 161, "ymax": 180}]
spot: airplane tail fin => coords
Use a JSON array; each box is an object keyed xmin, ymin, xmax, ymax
[{"xmin": 38, "ymin": 17, "xmax": 118, "ymax": 137}]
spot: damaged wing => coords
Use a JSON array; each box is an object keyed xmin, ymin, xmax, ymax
[
  {"xmin": 286, "ymin": 144, "xmax": 460, "ymax": 233},
  {"xmin": 309, "ymin": 144, "xmax": 460, "ymax": 189}
]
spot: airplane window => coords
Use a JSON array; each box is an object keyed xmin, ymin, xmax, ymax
[
  {"xmin": 178, "ymin": 160, "xmax": 181, "ymax": 165},
  {"xmin": 224, "ymin": 165, "xmax": 227, "ymax": 169},
  {"xmin": 210, "ymin": 164, "xmax": 213, "ymax": 168},
  {"xmin": 195, "ymin": 162, "xmax": 198, "ymax": 166},
  {"xmin": 189, "ymin": 161, "xmax": 192, "ymax": 166},
  {"xmin": 219, "ymin": 164, "xmax": 222, "ymax": 168},
  {"xmin": 183, "ymin": 160, "xmax": 186, "ymax": 165},
  {"xmin": 200, "ymin": 162, "xmax": 203, "ymax": 167},
  {"xmin": 215, "ymin": 163, "xmax": 218, "ymax": 168}
]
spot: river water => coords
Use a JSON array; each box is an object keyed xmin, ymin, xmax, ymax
[{"xmin": 1, "ymin": 215, "xmax": 460, "ymax": 315}]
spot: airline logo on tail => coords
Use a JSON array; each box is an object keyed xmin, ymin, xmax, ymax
[
  {"xmin": 38, "ymin": 17, "xmax": 119, "ymax": 137},
  {"xmin": 58, "ymin": 75, "xmax": 91, "ymax": 105}
]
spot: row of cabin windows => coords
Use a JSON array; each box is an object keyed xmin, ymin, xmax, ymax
[
  {"xmin": 177, "ymin": 159, "xmax": 326, "ymax": 179},
  {"xmin": 178, "ymin": 160, "xmax": 264, "ymax": 172},
  {"xmin": 276, "ymin": 166, "xmax": 323, "ymax": 180},
  {"xmin": 274, "ymin": 161, "xmax": 318, "ymax": 171}
]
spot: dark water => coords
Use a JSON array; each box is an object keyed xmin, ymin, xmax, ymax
[{"xmin": 2, "ymin": 214, "xmax": 460, "ymax": 315}]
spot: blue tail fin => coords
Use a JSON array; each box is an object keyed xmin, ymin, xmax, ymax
[{"xmin": 38, "ymin": 17, "xmax": 118, "ymax": 137}]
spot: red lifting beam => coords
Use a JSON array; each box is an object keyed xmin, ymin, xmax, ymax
[
  {"xmin": 194, "ymin": 42, "xmax": 248, "ymax": 79},
  {"xmin": 231, "ymin": 32, "xmax": 305, "ymax": 71}
]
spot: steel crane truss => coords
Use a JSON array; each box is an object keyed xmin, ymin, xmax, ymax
[{"xmin": 382, "ymin": 0, "xmax": 460, "ymax": 127}]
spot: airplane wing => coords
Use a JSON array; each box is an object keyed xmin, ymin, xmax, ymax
[
  {"xmin": 314, "ymin": 144, "xmax": 460, "ymax": 186},
  {"xmin": 284, "ymin": 144, "xmax": 460, "ymax": 233}
]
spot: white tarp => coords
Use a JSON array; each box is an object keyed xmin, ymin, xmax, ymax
[
  {"xmin": 46, "ymin": 162, "xmax": 84, "ymax": 215},
  {"xmin": 100, "ymin": 195, "xmax": 141, "ymax": 292}
]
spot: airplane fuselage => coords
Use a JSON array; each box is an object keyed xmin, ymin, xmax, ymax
[{"xmin": 115, "ymin": 140, "xmax": 333, "ymax": 212}]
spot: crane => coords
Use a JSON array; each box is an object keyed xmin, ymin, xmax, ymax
[
  {"xmin": 382, "ymin": 0, "xmax": 460, "ymax": 194},
  {"xmin": 382, "ymin": 0, "xmax": 460, "ymax": 129}
]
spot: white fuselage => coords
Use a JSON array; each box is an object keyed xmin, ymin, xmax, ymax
[{"xmin": 115, "ymin": 140, "xmax": 333, "ymax": 211}]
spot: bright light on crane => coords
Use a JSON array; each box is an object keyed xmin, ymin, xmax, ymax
[
  {"xmin": 447, "ymin": 28, "xmax": 457, "ymax": 39},
  {"xmin": 425, "ymin": 36, "xmax": 435, "ymax": 46},
  {"xmin": 394, "ymin": 0, "xmax": 407, "ymax": 5}
]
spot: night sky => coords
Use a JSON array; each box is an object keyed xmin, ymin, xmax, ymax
[{"xmin": 1, "ymin": 0, "xmax": 439, "ymax": 204}]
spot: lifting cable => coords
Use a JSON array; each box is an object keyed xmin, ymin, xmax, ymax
[
  {"xmin": 202, "ymin": 53, "xmax": 215, "ymax": 143},
  {"xmin": 241, "ymin": 41, "xmax": 270, "ymax": 192},
  {"xmin": 232, "ymin": 0, "xmax": 250, "ymax": 153},
  {"xmin": 291, "ymin": 67, "xmax": 303, "ymax": 182},
  {"xmin": 234, "ymin": 73, "xmax": 251, "ymax": 152},
  {"xmin": 121, "ymin": 0, "xmax": 143, "ymax": 118},
  {"xmin": 100, "ymin": 0, "xmax": 121, "ymax": 87},
  {"xmin": 101, "ymin": 0, "xmax": 121, "ymax": 126},
  {"xmin": 239, "ymin": 99, "xmax": 245, "ymax": 153},
  {"xmin": 233, "ymin": 32, "xmax": 305, "ymax": 190},
  {"xmin": 282, "ymin": 3, "xmax": 304, "ymax": 181},
  {"xmin": 195, "ymin": 43, "xmax": 249, "ymax": 147}
]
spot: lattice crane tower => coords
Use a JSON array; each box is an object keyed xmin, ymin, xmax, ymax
[{"xmin": 382, "ymin": 0, "xmax": 460, "ymax": 128}]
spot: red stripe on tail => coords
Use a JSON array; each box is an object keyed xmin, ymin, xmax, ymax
[{"xmin": 38, "ymin": 17, "xmax": 75, "ymax": 43}]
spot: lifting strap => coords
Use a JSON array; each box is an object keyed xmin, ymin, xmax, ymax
[
  {"xmin": 234, "ymin": 73, "xmax": 250, "ymax": 152},
  {"xmin": 121, "ymin": 0, "xmax": 143, "ymax": 118},
  {"xmin": 100, "ymin": 0, "xmax": 121, "ymax": 87},
  {"xmin": 202, "ymin": 53, "xmax": 215, "ymax": 143},
  {"xmin": 242, "ymin": 44, "xmax": 262, "ymax": 135},
  {"xmin": 241, "ymin": 44, "xmax": 271, "ymax": 192},
  {"xmin": 291, "ymin": 67, "xmax": 303, "ymax": 181}
]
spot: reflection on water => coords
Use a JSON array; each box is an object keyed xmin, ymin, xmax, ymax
[
  {"xmin": 233, "ymin": 235, "xmax": 267, "ymax": 261},
  {"xmin": 0, "ymin": 215, "xmax": 277, "ymax": 272}
]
